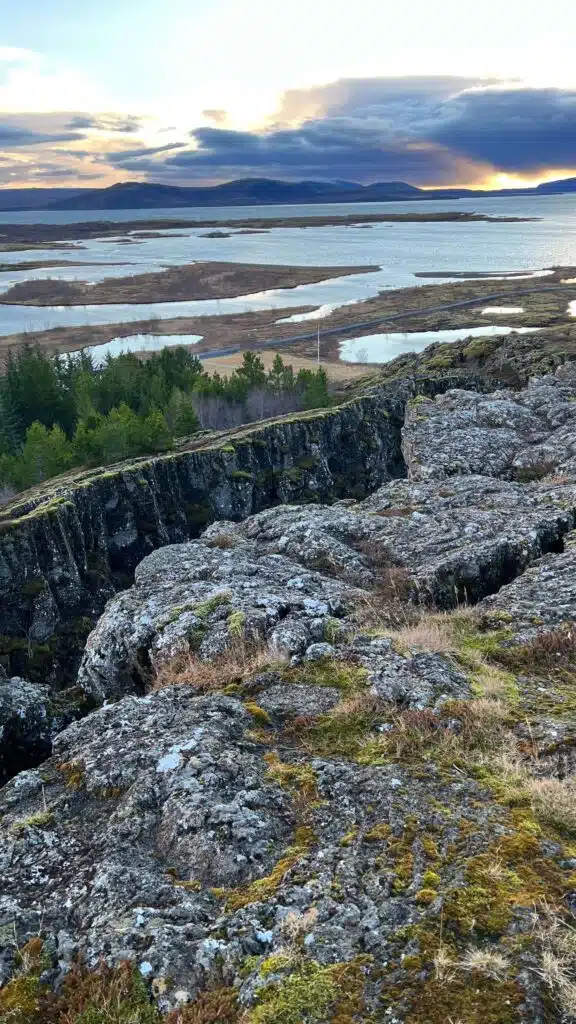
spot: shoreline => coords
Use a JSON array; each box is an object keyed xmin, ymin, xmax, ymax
[
  {"xmin": 0, "ymin": 261, "xmax": 377, "ymax": 307},
  {"xmin": 2, "ymin": 268, "xmax": 575, "ymax": 365},
  {"xmin": 0, "ymin": 210, "xmax": 537, "ymax": 251}
]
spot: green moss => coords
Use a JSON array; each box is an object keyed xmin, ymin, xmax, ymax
[
  {"xmin": 414, "ymin": 888, "xmax": 437, "ymax": 905},
  {"xmin": 363, "ymin": 823, "xmax": 391, "ymax": 842},
  {"xmin": 402, "ymin": 974, "xmax": 521, "ymax": 1024},
  {"xmin": 219, "ymin": 444, "xmax": 236, "ymax": 453},
  {"xmin": 408, "ymin": 395, "xmax": 433, "ymax": 406},
  {"xmin": 281, "ymin": 659, "xmax": 368, "ymax": 694},
  {"xmin": 245, "ymin": 702, "xmax": 273, "ymax": 725},
  {"xmin": 245, "ymin": 955, "xmax": 372, "ymax": 1024},
  {"xmin": 10, "ymin": 811, "xmax": 54, "ymax": 834},
  {"xmin": 227, "ymin": 610, "xmax": 246, "ymax": 637},
  {"xmin": 194, "ymin": 590, "xmax": 232, "ymax": 618},
  {"xmin": 421, "ymin": 870, "xmax": 441, "ymax": 888},
  {"xmin": 456, "ymin": 625, "xmax": 514, "ymax": 658},
  {"xmin": 443, "ymin": 816, "xmax": 574, "ymax": 936},
  {"xmin": 264, "ymin": 753, "xmax": 320, "ymax": 804},
  {"xmin": 230, "ymin": 469, "xmax": 254, "ymax": 481},
  {"xmin": 215, "ymin": 825, "xmax": 315, "ymax": 911},
  {"xmin": 323, "ymin": 617, "xmax": 344, "ymax": 644},
  {"xmin": 20, "ymin": 579, "xmax": 47, "ymax": 597},
  {"xmin": 259, "ymin": 953, "xmax": 297, "ymax": 978},
  {"xmin": 56, "ymin": 759, "xmax": 85, "ymax": 791},
  {"xmin": 462, "ymin": 335, "xmax": 501, "ymax": 359},
  {"xmin": 422, "ymin": 354, "xmax": 456, "ymax": 369},
  {"xmin": 340, "ymin": 827, "xmax": 359, "ymax": 847}
]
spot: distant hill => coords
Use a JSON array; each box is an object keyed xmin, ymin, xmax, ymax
[
  {"xmin": 36, "ymin": 178, "xmax": 426, "ymax": 211},
  {"xmin": 0, "ymin": 187, "xmax": 90, "ymax": 211},
  {"xmin": 0, "ymin": 176, "xmax": 575, "ymax": 212},
  {"xmin": 536, "ymin": 177, "xmax": 576, "ymax": 193}
]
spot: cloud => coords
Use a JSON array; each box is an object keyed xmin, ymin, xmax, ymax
[
  {"xmin": 66, "ymin": 113, "xmax": 143, "ymax": 133},
  {"xmin": 142, "ymin": 77, "xmax": 576, "ymax": 184},
  {"xmin": 3, "ymin": 76, "xmax": 576, "ymax": 187},
  {"xmin": 428, "ymin": 87, "xmax": 576, "ymax": 171},
  {"xmin": 0, "ymin": 122, "xmax": 83, "ymax": 147},
  {"xmin": 104, "ymin": 142, "xmax": 187, "ymax": 167},
  {"xmin": 202, "ymin": 109, "xmax": 228, "ymax": 124}
]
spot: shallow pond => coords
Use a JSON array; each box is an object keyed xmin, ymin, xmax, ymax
[{"xmin": 339, "ymin": 325, "xmax": 539, "ymax": 363}]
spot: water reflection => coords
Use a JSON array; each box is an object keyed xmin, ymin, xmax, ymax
[
  {"xmin": 84, "ymin": 333, "xmax": 203, "ymax": 365},
  {"xmin": 339, "ymin": 325, "xmax": 539, "ymax": 363}
]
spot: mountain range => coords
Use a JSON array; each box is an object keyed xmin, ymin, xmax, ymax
[{"xmin": 0, "ymin": 176, "xmax": 575, "ymax": 211}]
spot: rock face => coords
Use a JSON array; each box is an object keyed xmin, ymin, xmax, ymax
[
  {"xmin": 480, "ymin": 538, "xmax": 576, "ymax": 640},
  {"xmin": 6, "ymin": 368, "xmax": 576, "ymax": 1021},
  {"xmin": 0, "ymin": 676, "xmax": 91, "ymax": 785},
  {"xmin": 78, "ymin": 472, "xmax": 576, "ymax": 700},
  {"xmin": 0, "ymin": 373, "xmax": 477, "ymax": 685},
  {"xmin": 402, "ymin": 372, "xmax": 576, "ymax": 481},
  {"xmin": 0, "ymin": 685, "xmax": 531, "ymax": 1016}
]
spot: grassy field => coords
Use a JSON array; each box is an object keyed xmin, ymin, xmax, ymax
[{"xmin": 198, "ymin": 350, "xmax": 370, "ymax": 379}]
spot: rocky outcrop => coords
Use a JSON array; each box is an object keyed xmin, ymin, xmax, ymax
[
  {"xmin": 78, "ymin": 471, "xmax": 576, "ymax": 700},
  {"xmin": 402, "ymin": 369, "xmax": 576, "ymax": 481},
  {"xmin": 0, "ymin": 676, "xmax": 92, "ymax": 785},
  {"xmin": 0, "ymin": 684, "xmax": 549, "ymax": 1019},
  {"xmin": 78, "ymin": 531, "xmax": 360, "ymax": 701},
  {"xmin": 0, "ymin": 373, "xmax": 480, "ymax": 685},
  {"xmin": 480, "ymin": 538, "xmax": 576, "ymax": 641},
  {"xmin": 6, "ymin": 369, "xmax": 576, "ymax": 1021}
]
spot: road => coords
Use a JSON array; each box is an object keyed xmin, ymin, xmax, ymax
[{"xmin": 199, "ymin": 283, "xmax": 572, "ymax": 360}]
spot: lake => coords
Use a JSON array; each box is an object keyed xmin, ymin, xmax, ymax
[{"xmin": 0, "ymin": 193, "xmax": 573, "ymax": 339}]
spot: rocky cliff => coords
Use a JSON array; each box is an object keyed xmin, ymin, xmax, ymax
[
  {"xmin": 0, "ymin": 372, "xmax": 482, "ymax": 685},
  {"xmin": 5, "ymin": 366, "xmax": 576, "ymax": 1022}
]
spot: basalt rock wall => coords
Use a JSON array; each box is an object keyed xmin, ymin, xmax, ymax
[{"xmin": 0, "ymin": 373, "xmax": 485, "ymax": 684}]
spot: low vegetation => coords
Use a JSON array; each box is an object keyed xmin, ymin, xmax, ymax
[{"xmin": 0, "ymin": 345, "xmax": 331, "ymax": 493}]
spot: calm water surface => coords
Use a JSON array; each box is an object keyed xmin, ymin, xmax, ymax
[
  {"xmin": 0, "ymin": 194, "xmax": 573, "ymax": 338},
  {"xmin": 339, "ymin": 325, "xmax": 539, "ymax": 363}
]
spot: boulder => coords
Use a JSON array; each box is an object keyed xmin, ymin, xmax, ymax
[
  {"xmin": 402, "ymin": 374, "xmax": 576, "ymax": 481},
  {"xmin": 0, "ymin": 684, "xmax": 519, "ymax": 1012}
]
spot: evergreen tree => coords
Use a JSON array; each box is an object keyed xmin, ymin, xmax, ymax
[
  {"xmin": 165, "ymin": 389, "xmax": 200, "ymax": 438},
  {"xmin": 301, "ymin": 367, "xmax": 331, "ymax": 410},
  {"xmin": 236, "ymin": 351, "xmax": 267, "ymax": 389},
  {"xmin": 141, "ymin": 407, "xmax": 172, "ymax": 453},
  {"xmin": 5, "ymin": 421, "xmax": 74, "ymax": 489}
]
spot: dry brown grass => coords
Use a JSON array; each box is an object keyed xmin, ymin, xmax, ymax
[
  {"xmin": 532, "ymin": 906, "xmax": 576, "ymax": 1016},
  {"xmin": 526, "ymin": 777, "xmax": 576, "ymax": 837},
  {"xmin": 375, "ymin": 698, "xmax": 511, "ymax": 766},
  {"xmin": 542, "ymin": 473, "xmax": 571, "ymax": 485},
  {"xmin": 432, "ymin": 944, "xmax": 510, "ymax": 984},
  {"xmin": 153, "ymin": 641, "xmax": 286, "ymax": 694},
  {"xmin": 457, "ymin": 948, "xmax": 510, "ymax": 980},
  {"xmin": 497, "ymin": 624, "xmax": 576, "ymax": 676},
  {"xmin": 204, "ymin": 532, "xmax": 237, "ymax": 549},
  {"xmin": 381, "ymin": 608, "xmax": 477, "ymax": 654}
]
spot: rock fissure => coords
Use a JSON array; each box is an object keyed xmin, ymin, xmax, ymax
[
  {"xmin": 5, "ymin": 367, "xmax": 576, "ymax": 1020},
  {"xmin": 0, "ymin": 373, "xmax": 484, "ymax": 684}
]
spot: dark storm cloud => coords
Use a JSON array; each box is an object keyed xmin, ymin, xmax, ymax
[
  {"xmin": 428, "ymin": 87, "xmax": 576, "ymax": 171},
  {"xmin": 66, "ymin": 113, "xmax": 142, "ymax": 133},
  {"xmin": 161, "ymin": 121, "xmax": 462, "ymax": 183},
  {"xmin": 138, "ymin": 78, "xmax": 576, "ymax": 184}
]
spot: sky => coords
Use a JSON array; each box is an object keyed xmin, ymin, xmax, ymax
[{"xmin": 1, "ymin": 0, "xmax": 575, "ymax": 190}]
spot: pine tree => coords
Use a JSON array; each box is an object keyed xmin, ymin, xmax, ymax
[
  {"xmin": 166, "ymin": 389, "xmax": 200, "ymax": 438},
  {"xmin": 141, "ymin": 407, "xmax": 172, "ymax": 453}
]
